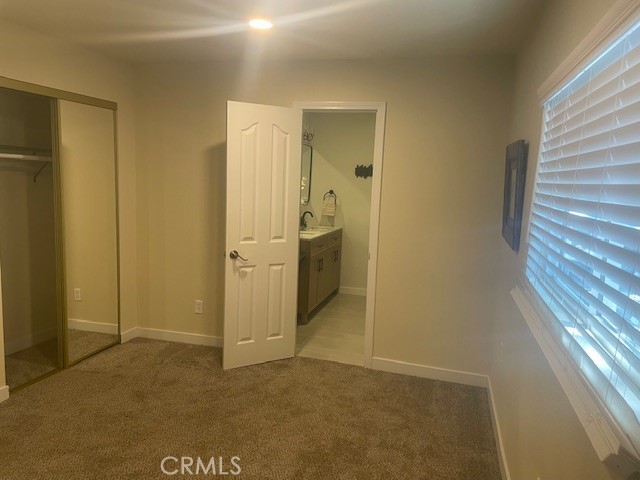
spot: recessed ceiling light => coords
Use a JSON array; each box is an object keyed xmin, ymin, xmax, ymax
[{"xmin": 249, "ymin": 18, "xmax": 273, "ymax": 30}]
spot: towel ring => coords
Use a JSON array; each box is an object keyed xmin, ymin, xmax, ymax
[{"xmin": 323, "ymin": 190, "xmax": 336, "ymax": 200}]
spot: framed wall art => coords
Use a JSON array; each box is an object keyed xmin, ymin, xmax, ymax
[{"xmin": 502, "ymin": 139, "xmax": 528, "ymax": 252}]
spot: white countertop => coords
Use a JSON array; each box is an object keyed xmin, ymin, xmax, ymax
[{"xmin": 299, "ymin": 226, "xmax": 340, "ymax": 240}]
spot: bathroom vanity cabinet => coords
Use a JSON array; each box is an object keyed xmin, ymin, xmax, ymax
[{"xmin": 298, "ymin": 228, "xmax": 342, "ymax": 324}]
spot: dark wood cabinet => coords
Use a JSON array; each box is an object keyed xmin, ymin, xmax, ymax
[{"xmin": 298, "ymin": 229, "xmax": 342, "ymax": 324}]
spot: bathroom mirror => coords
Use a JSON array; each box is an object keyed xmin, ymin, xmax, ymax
[
  {"xmin": 301, "ymin": 144, "xmax": 313, "ymax": 205},
  {"xmin": 58, "ymin": 100, "xmax": 119, "ymax": 364}
]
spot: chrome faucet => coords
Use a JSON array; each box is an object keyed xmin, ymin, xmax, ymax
[{"xmin": 300, "ymin": 211, "xmax": 314, "ymax": 230}]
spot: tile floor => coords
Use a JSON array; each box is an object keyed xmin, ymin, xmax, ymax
[{"xmin": 296, "ymin": 293, "xmax": 366, "ymax": 366}]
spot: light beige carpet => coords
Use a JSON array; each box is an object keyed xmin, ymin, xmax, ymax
[{"xmin": 0, "ymin": 338, "xmax": 501, "ymax": 479}]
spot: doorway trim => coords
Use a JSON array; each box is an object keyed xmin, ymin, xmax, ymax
[{"xmin": 293, "ymin": 101, "xmax": 386, "ymax": 368}]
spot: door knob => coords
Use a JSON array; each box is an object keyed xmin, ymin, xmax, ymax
[{"xmin": 229, "ymin": 250, "xmax": 248, "ymax": 261}]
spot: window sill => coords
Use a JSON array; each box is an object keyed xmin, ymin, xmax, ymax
[{"xmin": 510, "ymin": 285, "xmax": 640, "ymax": 477}]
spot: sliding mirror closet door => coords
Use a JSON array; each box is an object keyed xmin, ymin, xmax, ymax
[
  {"xmin": 0, "ymin": 87, "xmax": 61, "ymax": 390},
  {"xmin": 58, "ymin": 100, "xmax": 119, "ymax": 365}
]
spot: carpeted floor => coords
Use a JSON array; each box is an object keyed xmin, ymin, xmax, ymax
[{"xmin": 0, "ymin": 338, "xmax": 502, "ymax": 480}]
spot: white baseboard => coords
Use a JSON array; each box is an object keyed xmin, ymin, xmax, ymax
[
  {"xmin": 119, "ymin": 326, "xmax": 222, "ymax": 348},
  {"xmin": 4, "ymin": 327, "xmax": 57, "ymax": 356},
  {"xmin": 120, "ymin": 327, "xmax": 138, "ymax": 344},
  {"xmin": 487, "ymin": 377, "xmax": 511, "ymax": 480},
  {"xmin": 0, "ymin": 385, "xmax": 8, "ymax": 403},
  {"xmin": 371, "ymin": 357, "xmax": 488, "ymax": 388},
  {"xmin": 339, "ymin": 286, "xmax": 367, "ymax": 296},
  {"xmin": 68, "ymin": 318, "xmax": 118, "ymax": 335}
]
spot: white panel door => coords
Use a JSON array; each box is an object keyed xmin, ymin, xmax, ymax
[{"xmin": 224, "ymin": 101, "xmax": 301, "ymax": 369}]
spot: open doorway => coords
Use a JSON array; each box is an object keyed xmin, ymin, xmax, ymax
[
  {"xmin": 294, "ymin": 102, "xmax": 386, "ymax": 367},
  {"xmin": 223, "ymin": 101, "xmax": 384, "ymax": 370}
]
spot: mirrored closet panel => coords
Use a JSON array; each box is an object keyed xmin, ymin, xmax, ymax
[
  {"xmin": 0, "ymin": 81, "xmax": 120, "ymax": 390},
  {"xmin": 58, "ymin": 100, "xmax": 119, "ymax": 365}
]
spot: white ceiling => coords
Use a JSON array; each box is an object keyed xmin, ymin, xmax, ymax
[{"xmin": 0, "ymin": 0, "xmax": 545, "ymax": 63}]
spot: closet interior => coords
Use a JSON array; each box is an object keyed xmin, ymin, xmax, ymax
[
  {"xmin": 0, "ymin": 88, "xmax": 60, "ymax": 389},
  {"xmin": 0, "ymin": 84, "xmax": 120, "ymax": 391}
]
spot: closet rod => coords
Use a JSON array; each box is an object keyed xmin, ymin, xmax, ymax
[
  {"xmin": 0, "ymin": 151, "xmax": 52, "ymax": 162},
  {"xmin": 0, "ymin": 145, "xmax": 53, "ymax": 163}
]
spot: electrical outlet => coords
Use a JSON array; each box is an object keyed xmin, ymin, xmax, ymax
[
  {"xmin": 74, "ymin": 288, "xmax": 82, "ymax": 301},
  {"xmin": 195, "ymin": 300, "xmax": 204, "ymax": 314}
]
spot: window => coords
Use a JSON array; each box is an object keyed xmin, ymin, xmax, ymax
[{"xmin": 525, "ymin": 20, "xmax": 640, "ymax": 457}]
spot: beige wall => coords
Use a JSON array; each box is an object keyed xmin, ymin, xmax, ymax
[
  {"xmin": 134, "ymin": 56, "xmax": 514, "ymax": 374},
  {"xmin": 491, "ymin": 0, "xmax": 622, "ymax": 479},
  {"xmin": 302, "ymin": 112, "xmax": 375, "ymax": 293},
  {"xmin": 0, "ymin": 170, "xmax": 57, "ymax": 354},
  {"xmin": 0, "ymin": 173, "xmax": 31, "ymax": 349}
]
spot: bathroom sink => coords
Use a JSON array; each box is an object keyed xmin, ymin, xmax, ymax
[
  {"xmin": 299, "ymin": 226, "xmax": 335, "ymax": 239},
  {"xmin": 305, "ymin": 226, "xmax": 334, "ymax": 232}
]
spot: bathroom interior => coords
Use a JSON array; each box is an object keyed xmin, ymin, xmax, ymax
[
  {"xmin": 0, "ymin": 85, "xmax": 120, "ymax": 391},
  {"xmin": 296, "ymin": 111, "xmax": 376, "ymax": 366}
]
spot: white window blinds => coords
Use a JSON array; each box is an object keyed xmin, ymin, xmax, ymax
[{"xmin": 526, "ymin": 21, "xmax": 640, "ymax": 455}]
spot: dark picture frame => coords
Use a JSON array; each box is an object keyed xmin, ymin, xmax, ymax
[{"xmin": 502, "ymin": 140, "xmax": 528, "ymax": 252}]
